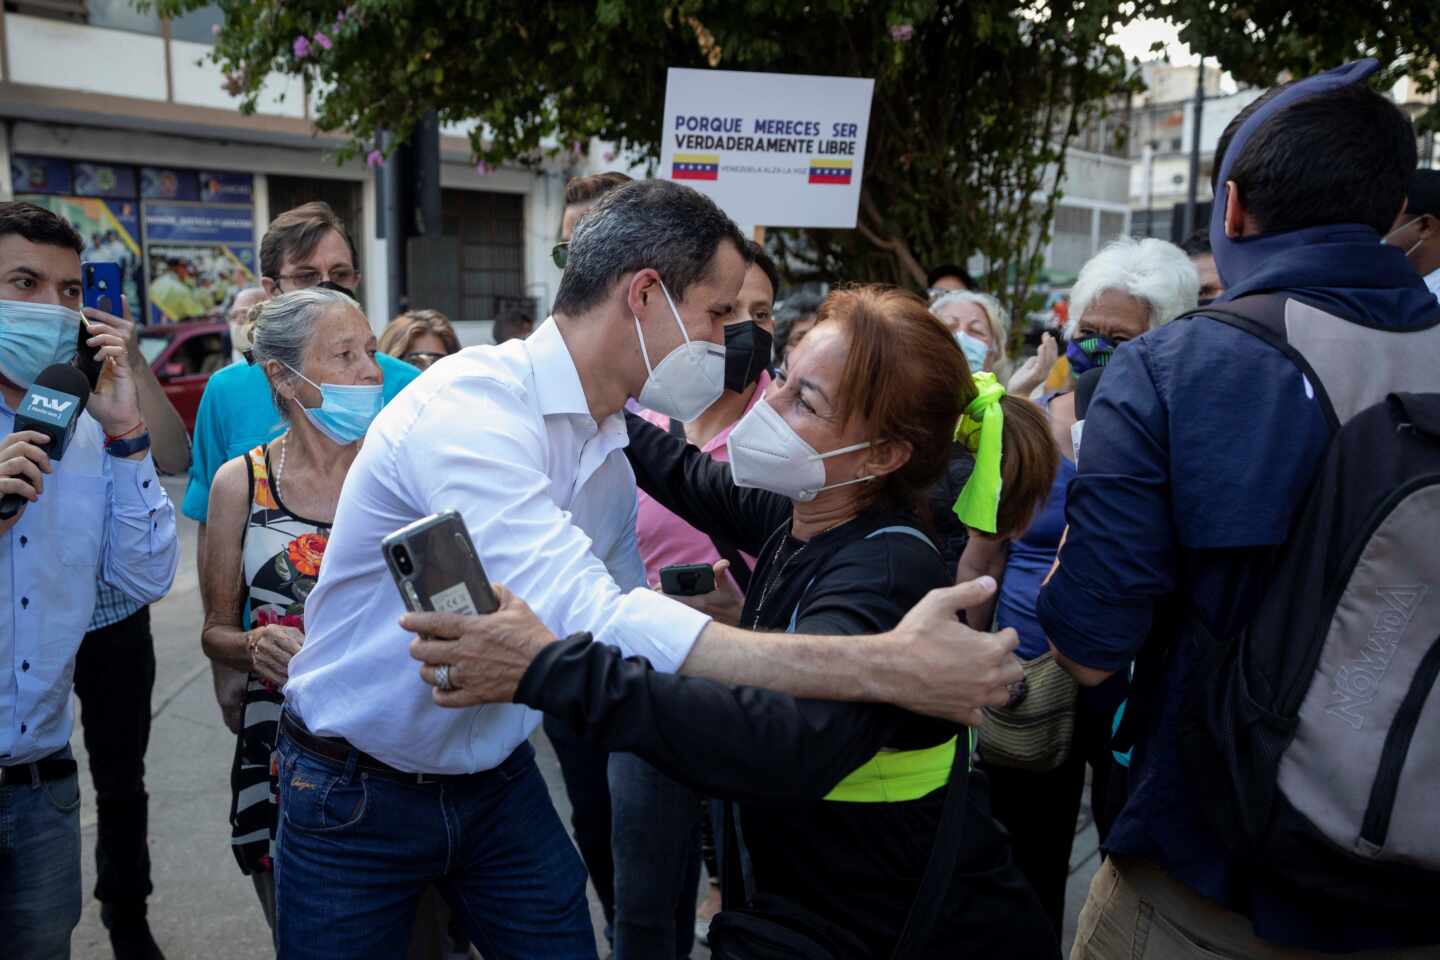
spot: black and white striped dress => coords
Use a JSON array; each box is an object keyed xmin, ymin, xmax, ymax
[{"xmin": 228, "ymin": 443, "xmax": 329, "ymax": 875}]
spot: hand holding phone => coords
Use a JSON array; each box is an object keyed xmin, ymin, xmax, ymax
[{"xmin": 79, "ymin": 261, "xmax": 122, "ymax": 388}]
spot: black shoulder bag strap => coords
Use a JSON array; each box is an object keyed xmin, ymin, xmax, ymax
[
  {"xmin": 718, "ymin": 736, "xmax": 971, "ymax": 958},
  {"xmin": 667, "ymin": 417, "xmax": 754, "ymax": 592}
]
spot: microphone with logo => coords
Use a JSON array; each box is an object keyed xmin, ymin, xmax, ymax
[{"xmin": 0, "ymin": 363, "xmax": 92, "ymax": 520}]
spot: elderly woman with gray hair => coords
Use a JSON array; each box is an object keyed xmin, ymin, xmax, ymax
[
  {"xmin": 199, "ymin": 287, "xmax": 383, "ymax": 927},
  {"xmin": 931, "ymin": 290, "xmax": 1059, "ymax": 398},
  {"xmin": 962, "ymin": 236, "xmax": 1198, "ymax": 936}
]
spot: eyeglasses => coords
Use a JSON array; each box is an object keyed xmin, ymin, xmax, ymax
[
  {"xmin": 274, "ymin": 266, "xmax": 360, "ymax": 290},
  {"xmin": 551, "ymin": 242, "xmax": 569, "ymax": 270},
  {"xmin": 402, "ymin": 351, "xmax": 447, "ymax": 370}
]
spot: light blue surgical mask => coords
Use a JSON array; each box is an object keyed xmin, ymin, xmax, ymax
[
  {"xmin": 283, "ymin": 363, "xmax": 383, "ymax": 444},
  {"xmin": 955, "ymin": 330, "xmax": 990, "ymax": 373},
  {"xmin": 0, "ymin": 299, "xmax": 82, "ymax": 388}
]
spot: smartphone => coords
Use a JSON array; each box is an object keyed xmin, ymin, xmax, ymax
[
  {"xmin": 78, "ymin": 261, "xmax": 122, "ymax": 388},
  {"xmin": 660, "ymin": 563, "xmax": 716, "ymax": 597},
  {"xmin": 382, "ymin": 511, "xmax": 500, "ymax": 615}
]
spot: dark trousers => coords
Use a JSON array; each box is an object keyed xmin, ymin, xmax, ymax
[
  {"xmin": 979, "ymin": 673, "xmax": 1125, "ymax": 936},
  {"xmin": 73, "ymin": 605, "xmax": 156, "ymax": 908},
  {"xmin": 544, "ymin": 714, "xmax": 616, "ymax": 931}
]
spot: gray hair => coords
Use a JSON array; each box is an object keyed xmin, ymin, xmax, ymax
[
  {"xmin": 552, "ymin": 179, "xmax": 752, "ymax": 317},
  {"xmin": 250, "ymin": 287, "xmax": 357, "ymax": 419},
  {"xmin": 220, "ymin": 285, "xmax": 265, "ymax": 320},
  {"xmin": 1067, "ymin": 237, "xmax": 1199, "ymax": 338},
  {"xmin": 931, "ymin": 290, "xmax": 1013, "ymax": 379},
  {"xmin": 774, "ymin": 289, "xmax": 825, "ymax": 355}
]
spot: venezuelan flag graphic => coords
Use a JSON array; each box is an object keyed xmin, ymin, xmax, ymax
[
  {"xmin": 672, "ymin": 154, "xmax": 720, "ymax": 181},
  {"xmin": 808, "ymin": 159, "xmax": 853, "ymax": 185}
]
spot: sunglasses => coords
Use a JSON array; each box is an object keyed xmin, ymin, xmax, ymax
[
  {"xmin": 402, "ymin": 351, "xmax": 447, "ymax": 370},
  {"xmin": 551, "ymin": 242, "xmax": 569, "ymax": 270}
]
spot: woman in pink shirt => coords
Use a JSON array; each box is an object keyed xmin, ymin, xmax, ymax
[{"xmin": 616, "ymin": 240, "xmax": 778, "ymax": 957}]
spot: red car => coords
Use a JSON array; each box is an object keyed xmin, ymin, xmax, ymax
[{"xmin": 137, "ymin": 321, "xmax": 231, "ymax": 434}]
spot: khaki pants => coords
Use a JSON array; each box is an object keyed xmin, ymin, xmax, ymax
[{"xmin": 1071, "ymin": 857, "xmax": 1439, "ymax": 960}]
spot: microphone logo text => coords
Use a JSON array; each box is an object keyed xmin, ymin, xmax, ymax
[{"xmin": 27, "ymin": 395, "xmax": 74, "ymax": 415}]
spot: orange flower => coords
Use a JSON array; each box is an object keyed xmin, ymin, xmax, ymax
[{"xmin": 286, "ymin": 532, "xmax": 328, "ymax": 577}]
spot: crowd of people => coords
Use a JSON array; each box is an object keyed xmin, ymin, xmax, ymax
[{"xmin": 2, "ymin": 57, "xmax": 1439, "ymax": 960}]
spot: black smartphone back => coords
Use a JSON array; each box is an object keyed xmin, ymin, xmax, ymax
[{"xmin": 660, "ymin": 563, "xmax": 716, "ymax": 597}]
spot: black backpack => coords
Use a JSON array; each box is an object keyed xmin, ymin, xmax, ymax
[{"xmin": 1166, "ymin": 293, "xmax": 1440, "ymax": 921}]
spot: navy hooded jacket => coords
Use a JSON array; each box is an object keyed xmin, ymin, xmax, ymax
[{"xmin": 1036, "ymin": 225, "xmax": 1440, "ymax": 951}]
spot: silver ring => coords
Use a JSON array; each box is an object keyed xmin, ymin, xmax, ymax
[{"xmin": 433, "ymin": 664, "xmax": 454, "ymax": 692}]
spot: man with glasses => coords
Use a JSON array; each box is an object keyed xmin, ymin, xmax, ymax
[
  {"xmin": 552, "ymin": 171, "xmax": 633, "ymax": 272},
  {"xmin": 182, "ymin": 201, "xmax": 418, "ymax": 593}
]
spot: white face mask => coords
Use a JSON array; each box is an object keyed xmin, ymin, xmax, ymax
[
  {"xmin": 727, "ymin": 397, "xmax": 874, "ymax": 502},
  {"xmin": 635, "ymin": 280, "xmax": 726, "ymax": 422}
]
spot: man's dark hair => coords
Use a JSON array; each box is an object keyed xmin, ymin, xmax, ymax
[
  {"xmin": 1405, "ymin": 169, "xmax": 1440, "ymax": 219},
  {"xmin": 564, "ymin": 172, "xmax": 633, "ymax": 208},
  {"xmin": 260, "ymin": 201, "xmax": 358, "ymax": 280},
  {"xmin": 1179, "ymin": 228, "xmax": 1211, "ymax": 257},
  {"xmin": 493, "ymin": 307, "xmax": 534, "ymax": 344},
  {"xmin": 1212, "ymin": 82, "xmax": 1416, "ymax": 235},
  {"xmin": 925, "ymin": 262, "xmax": 976, "ymax": 290},
  {"xmin": 553, "ymin": 179, "xmax": 752, "ymax": 316},
  {"xmin": 746, "ymin": 239, "xmax": 781, "ymax": 298},
  {"xmin": 0, "ymin": 201, "xmax": 83, "ymax": 255}
]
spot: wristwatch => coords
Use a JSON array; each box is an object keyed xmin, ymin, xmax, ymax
[{"xmin": 105, "ymin": 432, "xmax": 152, "ymax": 458}]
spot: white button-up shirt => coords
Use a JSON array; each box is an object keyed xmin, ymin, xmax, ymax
[
  {"xmin": 286, "ymin": 318, "xmax": 711, "ymax": 774},
  {"xmin": 1, "ymin": 406, "xmax": 178, "ymax": 766}
]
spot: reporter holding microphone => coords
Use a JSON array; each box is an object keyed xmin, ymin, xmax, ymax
[{"xmin": 0, "ymin": 201, "xmax": 178, "ymax": 958}]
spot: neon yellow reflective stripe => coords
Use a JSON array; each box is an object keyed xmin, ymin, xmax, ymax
[{"xmin": 823, "ymin": 730, "xmax": 973, "ymax": 804}]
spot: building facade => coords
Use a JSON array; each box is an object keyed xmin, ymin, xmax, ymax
[{"xmin": 0, "ymin": 2, "xmax": 575, "ymax": 344}]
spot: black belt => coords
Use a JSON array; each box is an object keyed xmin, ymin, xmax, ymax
[
  {"xmin": 279, "ymin": 711, "xmax": 521, "ymax": 786},
  {"xmin": 0, "ymin": 752, "xmax": 77, "ymax": 787}
]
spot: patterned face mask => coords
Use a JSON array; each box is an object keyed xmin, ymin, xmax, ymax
[{"xmin": 1066, "ymin": 335, "xmax": 1116, "ymax": 375}]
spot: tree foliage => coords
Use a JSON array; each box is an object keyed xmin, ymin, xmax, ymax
[
  {"xmin": 1145, "ymin": 0, "xmax": 1440, "ymax": 131},
  {"xmin": 147, "ymin": 0, "xmax": 1140, "ymax": 318}
]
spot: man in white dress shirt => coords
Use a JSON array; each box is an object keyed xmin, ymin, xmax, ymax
[{"xmin": 276, "ymin": 180, "xmax": 1023, "ymax": 959}]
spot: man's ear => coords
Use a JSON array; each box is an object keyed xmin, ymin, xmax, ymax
[
  {"xmin": 625, "ymin": 268, "xmax": 660, "ymax": 319},
  {"xmin": 1223, "ymin": 180, "xmax": 1247, "ymax": 239},
  {"xmin": 260, "ymin": 277, "xmax": 279, "ymax": 297}
]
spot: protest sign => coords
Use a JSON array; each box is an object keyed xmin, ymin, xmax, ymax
[{"xmin": 660, "ymin": 68, "xmax": 874, "ymax": 229}]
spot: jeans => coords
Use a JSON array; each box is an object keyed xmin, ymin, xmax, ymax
[
  {"xmin": 0, "ymin": 756, "xmax": 83, "ymax": 959},
  {"xmin": 274, "ymin": 731, "xmax": 595, "ymax": 960},
  {"xmin": 609, "ymin": 752, "xmax": 702, "ymax": 959},
  {"xmin": 544, "ymin": 714, "xmax": 616, "ymax": 932},
  {"xmin": 73, "ymin": 605, "xmax": 156, "ymax": 909}
]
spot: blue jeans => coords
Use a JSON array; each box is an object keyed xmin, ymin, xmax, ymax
[
  {"xmin": 0, "ymin": 757, "xmax": 83, "ymax": 959},
  {"xmin": 274, "ymin": 733, "xmax": 595, "ymax": 960},
  {"xmin": 609, "ymin": 752, "xmax": 702, "ymax": 959}
]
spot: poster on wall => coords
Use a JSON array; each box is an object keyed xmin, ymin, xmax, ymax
[
  {"xmin": 10, "ymin": 156, "xmax": 72, "ymax": 194},
  {"xmin": 17, "ymin": 194, "xmax": 144, "ymax": 318},
  {"xmin": 142, "ymin": 200, "xmax": 257, "ymax": 323},
  {"xmin": 141, "ymin": 167, "xmax": 200, "ymax": 202},
  {"xmin": 659, "ymin": 68, "xmax": 875, "ymax": 228}
]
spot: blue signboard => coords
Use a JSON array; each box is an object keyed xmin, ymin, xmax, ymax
[
  {"xmin": 10, "ymin": 155, "xmax": 73, "ymax": 194},
  {"xmin": 143, "ymin": 201, "xmax": 254, "ymax": 244},
  {"xmin": 199, "ymin": 171, "xmax": 253, "ymax": 204},
  {"xmin": 73, "ymin": 163, "xmax": 137, "ymax": 199},
  {"xmin": 140, "ymin": 167, "xmax": 200, "ymax": 201}
]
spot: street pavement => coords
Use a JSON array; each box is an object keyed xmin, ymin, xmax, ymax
[{"xmin": 66, "ymin": 477, "xmax": 1096, "ymax": 958}]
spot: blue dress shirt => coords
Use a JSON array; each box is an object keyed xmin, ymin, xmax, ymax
[{"xmin": 1, "ymin": 404, "xmax": 179, "ymax": 766}]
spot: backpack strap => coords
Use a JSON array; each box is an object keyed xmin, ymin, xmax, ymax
[{"xmin": 1185, "ymin": 293, "xmax": 1341, "ymax": 431}]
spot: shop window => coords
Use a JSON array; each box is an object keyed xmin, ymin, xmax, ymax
[{"xmin": 171, "ymin": 332, "xmax": 228, "ymax": 376}]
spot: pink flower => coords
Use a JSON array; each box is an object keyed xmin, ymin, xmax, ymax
[
  {"xmin": 475, "ymin": 161, "xmax": 493, "ymax": 176},
  {"xmin": 336, "ymin": 9, "xmax": 347, "ymax": 22},
  {"xmin": 366, "ymin": 149, "xmax": 384, "ymax": 168},
  {"xmin": 889, "ymin": 23, "xmax": 914, "ymax": 42},
  {"xmin": 603, "ymin": 149, "xmax": 616, "ymax": 163},
  {"xmin": 293, "ymin": 35, "xmax": 311, "ymax": 59},
  {"xmin": 314, "ymin": 31, "xmax": 332, "ymax": 51},
  {"xmin": 211, "ymin": 23, "xmax": 221, "ymax": 36}
]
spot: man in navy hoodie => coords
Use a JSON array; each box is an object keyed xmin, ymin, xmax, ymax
[{"xmin": 1038, "ymin": 63, "xmax": 1440, "ymax": 958}]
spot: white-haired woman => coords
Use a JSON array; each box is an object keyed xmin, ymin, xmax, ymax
[
  {"xmin": 199, "ymin": 287, "xmax": 383, "ymax": 927},
  {"xmin": 962, "ymin": 236, "xmax": 1198, "ymax": 935},
  {"xmin": 932, "ymin": 290, "xmax": 1059, "ymax": 398}
]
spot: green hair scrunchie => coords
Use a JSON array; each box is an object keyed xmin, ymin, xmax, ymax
[{"xmin": 952, "ymin": 371, "xmax": 1006, "ymax": 534}]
